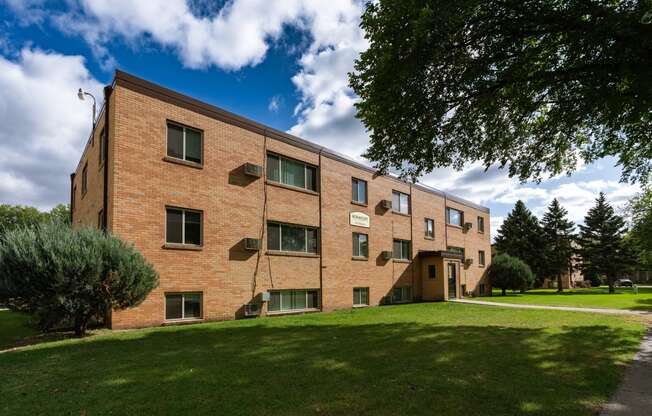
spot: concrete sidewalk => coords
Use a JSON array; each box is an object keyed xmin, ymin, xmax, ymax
[
  {"xmin": 450, "ymin": 298, "xmax": 649, "ymax": 315},
  {"xmin": 601, "ymin": 328, "xmax": 652, "ymax": 415}
]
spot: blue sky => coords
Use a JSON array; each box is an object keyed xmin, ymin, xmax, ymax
[{"xmin": 0, "ymin": 0, "xmax": 640, "ymax": 235}]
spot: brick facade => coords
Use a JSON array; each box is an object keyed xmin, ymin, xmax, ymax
[{"xmin": 71, "ymin": 71, "xmax": 492, "ymax": 329}]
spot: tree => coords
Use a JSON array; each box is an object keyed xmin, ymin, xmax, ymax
[
  {"xmin": 578, "ymin": 193, "xmax": 628, "ymax": 293},
  {"xmin": 48, "ymin": 204, "xmax": 71, "ymax": 225},
  {"xmin": 0, "ymin": 222, "xmax": 159, "ymax": 336},
  {"xmin": 540, "ymin": 199, "xmax": 575, "ymax": 292},
  {"xmin": 0, "ymin": 204, "xmax": 70, "ymax": 235},
  {"xmin": 489, "ymin": 253, "xmax": 535, "ymax": 295},
  {"xmin": 349, "ymin": 0, "xmax": 652, "ymax": 183},
  {"xmin": 494, "ymin": 200, "xmax": 546, "ymax": 285},
  {"xmin": 626, "ymin": 188, "xmax": 652, "ymax": 271}
]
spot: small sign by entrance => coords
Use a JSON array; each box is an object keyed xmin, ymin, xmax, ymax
[{"xmin": 350, "ymin": 212, "xmax": 370, "ymax": 228}]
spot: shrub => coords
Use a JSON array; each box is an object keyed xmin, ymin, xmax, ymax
[
  {"xmin": 489, "ymin": 254, "xmax": 535, "ymax": 295},
  {"xmin": 0, "ymin": 222, "xmax": 159, "ymax": 336}
]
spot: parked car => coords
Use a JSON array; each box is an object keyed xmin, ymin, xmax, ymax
[{"xmin": 616, "ymin": 279, "xmax": 634, "ymax": 287}]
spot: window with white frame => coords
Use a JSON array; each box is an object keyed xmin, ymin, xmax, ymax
[
  {"xmin": 165, "ymin": 293, "xmax": 202, "ymax": 320},
  {"xmin": 477, "ymin": 216, "xmax": 485, "ymax": 233},
  {"xmin": 393, "ymin": 239, "xmax": 411, "ymax": 260},
  {"xmin": 267, "ymin": 222, "xmax": 318, "ymax": 253},
  {"xmin": 352, "ymin": 232, "xmax": 368, "ymax": 258},
  {"xmin": 424, "ymin": 218, "xmax": 434, "ymax": 238},
  {"xmin": 268, "ymin": 289, "xmax": 319, "ymax": 312},
  {"xmin": 446, "ymin": 207, "xmax": 464, "ymax": 226},
  {"xmin": 392, "ymin": 190, "xmax": 410, "ymax": 214},
  {"xmin": 353, "ymin": 287, "xmax": 369, "ymax": 306},
  {"xmin": 392, "ymin": 286, "xmax": 411, "ymax": 302},
  {"xmin": 479, "ymin": 250, "xmax": 486, "ymax": 266},
  {"xmin": 351, "ymin": 178, "xmax": 367, "ymax": 204},
  {"xmin": 266, "ymin": 153, "xmax": 317, "ymax": 191},
  {"xmin": 166, "ymin": 208, "xmax": 202, "ymax": 246},
  {"xmin": 167, "ymin": 122, "xmax": 203, "ymax": 164}
]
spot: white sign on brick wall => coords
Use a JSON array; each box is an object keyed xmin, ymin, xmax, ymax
[{"xmin": 350, "ymin": 212, "xmax": 370, "ymax": 228}]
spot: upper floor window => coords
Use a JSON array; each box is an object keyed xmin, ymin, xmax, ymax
[
  {"xmin": 392, "ymin": 191, "xmax": 410, "ymax": 214},
  {"xmin": 424, "ymin": 218, "xmax": 434, "ymax": 238},
  {"xmin": 81, "ymin": 163, "xmax": 88, "ymax": 195},
  {"xmin": 479, "ymin": 250, "xmax": 486, "ymax": 266},
  {"xmin": 98, "ymin": 127, "xmax": 106, "ymax": 164},
  {"xmin": 267, "ymin": 153, "xmax": 317, "ymax": 191},
  {"xmin": 393, "ymin": 239, "xmax": 411, "ymax": 260},
  {"xmin": 166, "ymin": 207, "xmax": 202, "ymax": 246},
  {"xmin": 446, "ymin": 207, "xmax": 464, "ymax": 227},
  {"xmin": 167, "ymin": 122, "xmax": 202, "ymax": 165},
  {"xmin": 477, "ymin": 216, "xmax": 485, "ymax": 233},
  {"xmin": 267, "ymin": 222, "xmax": 318, "ymax": 254},
  {"xmin": 352, "ymin": 232, "xmax": 368, "ymax": 258},
  {"xmin": 351, "ymin": 178, "xmax": 367, "ymax": 204}
]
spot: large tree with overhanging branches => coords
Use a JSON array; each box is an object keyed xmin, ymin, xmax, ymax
[{"xmin": 349, "ymin": 0, "xmax": 652, "ymax": 182}]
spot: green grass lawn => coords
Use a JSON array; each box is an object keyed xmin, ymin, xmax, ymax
[
  {"xmin": 0, "ymin": 310, "xmax": 39, "ymax": 350},
  {"xmin": 485, "ymin": 286, "xmax": 652, "ymax": 311},
  {"xmin": 0, "ymin": 303, "xmax": 648, "ymax": 416}
]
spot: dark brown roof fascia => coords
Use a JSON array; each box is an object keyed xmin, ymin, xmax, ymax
[{"xmin": 112, "ymin": 70, "xmax": 490, "ymax": 214}]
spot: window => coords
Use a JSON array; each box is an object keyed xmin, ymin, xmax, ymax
[
  {"xmin": 165, "ymin": 293, "xmax": 202, "ymax": 320},
  {"xmin": 353, "ymin": 287, "xmax": 369, "ymax": 306},
  {"xmin": 167, "ymin": 122, "xmax": 202, "ymax": 164},
  {"xmin": 393, "ymin": 239, "xmax": 411, "ymax": 260},
  {"xmin": 97, "ymin": 209, "xmax": 103, "ymax": 229},
  {"xmin": 479, "ymin": 250, "xmax": 486, "ymax": 266},
  {"xmin": 166, "ymin": 208, "xmax": 202, "ymax": 246},
  {"xmin": 267, "ymin": 222, "xmax": 318, "ymax": 253},
  {"xmin": 428, "ymin": 264, "xmax": 437, "ymax": 279},
  {"xmin": 392, "ymin": 286, "xmax": 412, "ymax": 302},
  {"xmin": 424, "ymin": 218, "xmax": 434, "ymax": 238},
  {"xmin": 266, "ymin": 153, "xmax": 317, "ymax": 191},
  {"xmin": 479, "ymin": 283, "xmax": 486, "ymax": 296},
  {"xmin": 446, "ymin": 207, "xmax": 463, "ymax": 226},
  {"xmin": 392, "ymin": 191, "xmax": 410, "ymax": 214},
  {"xmin": 352, "ymin": 232, "xmax": 369, "ymax": 258},
  {"xmin": 477, "ymin": 216, "xmax": 485, "ymax": 233},
  {"xmin": 98, "ymin": 127, "xmax": 106, "ymax": 164},
  {"xmin": 81, "ymin": 163, "xmax": 88, "ymax": 195},
  {"xmin": 351, "ymin": 178, "xmax": 367, "ymax": 204},
  {"xmin": 268, "ymin": 289, "xmax": 319, "ymax": 312}
]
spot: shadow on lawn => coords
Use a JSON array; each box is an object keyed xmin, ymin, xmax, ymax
[{"xmin": 0, "ymin": 320, "xmax": 641, "ymax": 416}]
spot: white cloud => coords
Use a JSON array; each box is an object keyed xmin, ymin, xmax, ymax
[
  {"xmin": 0, "ymin": 47, "xmax": 103, "ymax": 210},
  {"xmin": 267, "ymin": 95, "xmax": 283, "ymax": 113}
]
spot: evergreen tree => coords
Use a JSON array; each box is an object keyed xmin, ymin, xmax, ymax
[
  {"xmin": 541, "ymin": 199, "xmax": 575, "ymax": 292},
  {"xmin": 494, "ymin": 200, "xmax": 546, "ymax": 286},
  {"xmin": 579, "ymin": 193, "xmax": 627, "ymax": 294}
]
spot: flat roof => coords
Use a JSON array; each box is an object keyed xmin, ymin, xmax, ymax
[{"xmin": 112, "ymin": 70, "xmax": 490, "ymax": 214}]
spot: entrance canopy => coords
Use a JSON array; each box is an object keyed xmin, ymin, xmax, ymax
[{"xmin": 418, "ymin": 250, "xmax": 464, "ymax": 260}]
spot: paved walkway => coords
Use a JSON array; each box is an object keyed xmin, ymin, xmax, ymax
[
  {"xmin": 601, "ymin": 328, "xmax": 652, "ymax": 415},
  {"xmin": 450, "ymin": 298, "xmax": 649, "ymax": 315}
]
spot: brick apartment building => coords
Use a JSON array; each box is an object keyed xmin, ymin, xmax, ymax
[{"xmin": 71, "ymin": 71, "xmax": 492, "ymax": 329}]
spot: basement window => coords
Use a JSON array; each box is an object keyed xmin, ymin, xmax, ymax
[
  {"xmin": 268, "ymin": 289, "xmax": 319, "ymax": 312},
  {"xmin": 165, "ymin": 293, "xmax": 202, "ymax": 320},
  {"xmin": 353, "ymin": 287, "xmax": 369, "ymax": 306},
  {"xmin": 167, "ymin": 122, "xmax": 203, "ymax": 165},
  {"xmin": 392, "ymin": 286, "xmax": 412, "ymax": 303}
]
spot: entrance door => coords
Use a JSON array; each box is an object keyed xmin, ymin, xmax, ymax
[{"xmin": 447, "ymin": 263, "xmax": 457, "ymax": 299}]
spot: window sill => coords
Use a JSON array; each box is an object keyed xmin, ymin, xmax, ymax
[
  {"xmin": 351, "ymin": 200, "xmax": 368, "ymax": 207},
  {"xmin": 162, "ymin": 156, "xmax": 203, "ymax": 169},
  {"xmin": 163, "ymin": 243, "xmax": 203, "ymax": 251},
  {"xmin": 266, "ymin": 250, "xmax": 319, "ymax": 258},
  {"xmin": 267, "ymin": 308, "xmax": 320, "ymax": 316},
  {"xmin": 353, "ymin": 304, "xmax": 369, "ymax": 308},
  {"xmin": 352, "ymin": 256, "xmax": 369, "ymax": 261},
  {"xmin": 478, "ymin": 231, "xmax": 485, "ymax": 235},
  {"xmin": 424, "ymin": 236, "xmax": 435, "ymax": 240},
  {"xmin": 446, "ymin": 223, "xmax": 463, "ymax": 229},
  {"xmin": 162, "ymin": 318, "xmax": 204, "ymax": 326},
  {"xmin": 393, "ymin": 259, "xmax": 411, "ymax": 263},
  {"xmin": 478, "ymin": 264, "xmax": 486, "ymax": 268},
  {"xmin": 266, "ymin": 180, "xmax": 319, "ymax": 196},
  {"xmin": 392, "ymin": 211, "xmax": 411, "ymax": 217}
]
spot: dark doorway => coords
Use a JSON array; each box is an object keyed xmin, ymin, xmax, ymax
[{"xmin": 448, "ymin": 263, "xmax": 457, "ymax": 299}]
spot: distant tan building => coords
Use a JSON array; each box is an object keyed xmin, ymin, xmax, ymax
[{"xmin": 71, "ymin": 71, "xmax": 492, "ymax": 329}]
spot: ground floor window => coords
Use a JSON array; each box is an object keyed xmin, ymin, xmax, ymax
[
  {"xmin": 268, "ymin": 289, "xmax": 319, "ymax": 312},
  {"xmin": 392, "ymin": 286, "xmax": 411, "ymax": 302},
  {"xmin": 428, "ymin": 264, "xmax": 437, "ymax": 279},
  {"xmin": 165, "ymin": 293, "xmax": 202, "ymax": 320},
  {"xmin": 479, "ymin": 283, "xmax": 486, "ymax": 296},
  {"xmin": 353, "ymin": 287, "xmax": 369, "ymax": 306}
]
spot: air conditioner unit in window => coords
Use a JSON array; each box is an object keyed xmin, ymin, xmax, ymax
[
  {"xmin": 244, "ymin": 238, "xmax": 261, "ymax": 251},
  {"xmin": 244, "ymin": 162, "xmax": 263, "ymax": 178},
  {"xmin": 261, "ymin": 291, "xmax": 271, "ymax": 302},
  {"xmin": 381, "ymin": 250, "xmax": 393, "ymax": 260},
  {"xmin": 381, "ymin": 199, "xmax": 393, "ymax": 210},
  {"xmin": 464, "ymin": 258, "xmax": 473, "ymax": 268},
  {"xmin": 244, "ymin": 303, "xmax": 261, "ymax": 317},
  {"xmin": 463, "ymin": 222, "xmax": 473, "ymax": 231}
]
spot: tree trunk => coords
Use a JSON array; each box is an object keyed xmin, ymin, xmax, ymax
[
  {"xmin": 557, "ymin": 273, "xmax": 563, "ymax": 293},
  {"xmin": 74, "ymin": 314, "xmax": 89, "ymax": 337},
  {"xmin": 502, "ymin": 288, "xmax": 506, "ymax": 296},
  {"xmin": 608, "ymin": 275, "xmax": 615, "ymax": 294}
]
